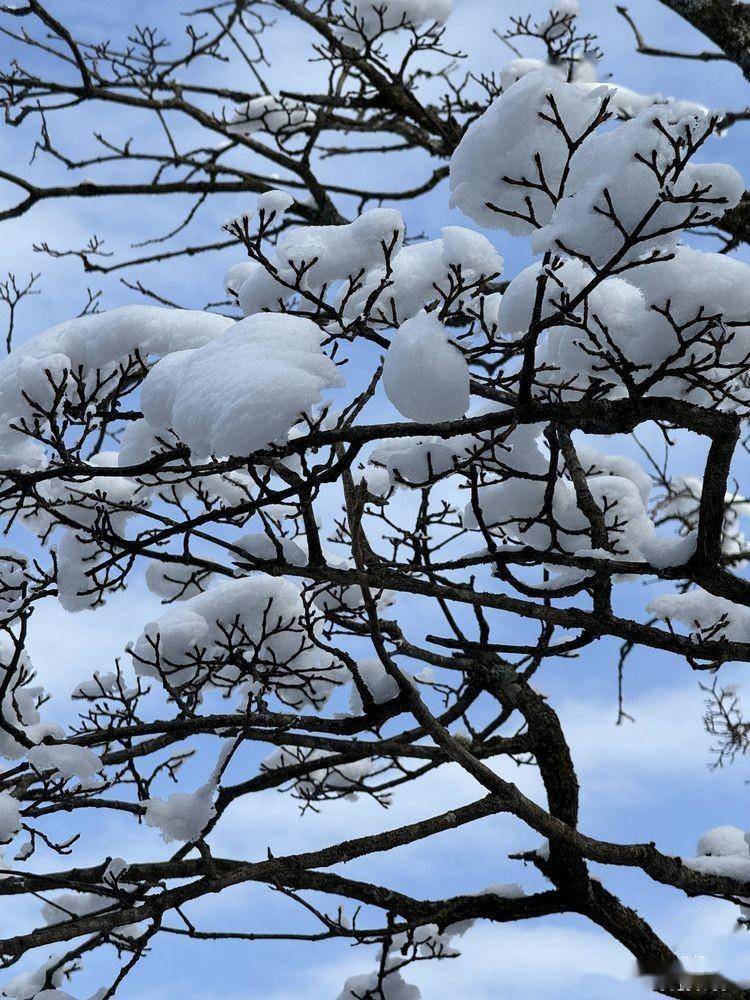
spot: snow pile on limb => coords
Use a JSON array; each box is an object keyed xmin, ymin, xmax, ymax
[
  {"xmin": 342, "ymin": 227, "xmax": 503, "ymax": 323},
  {"xmin": 275, "ymin": 209, "xmax": 405, "ymax": 288},
  {"xmin": 0, "ymin": 956, "xmax": 83, "ymax": 999},
  {"xmin": 498, "ymin": 53, "xmax": 708, "ymax": 121},
  {"xmin": 338, "ymin": 0, "xmax": 452, "ymax": 42},
  {"xmin": 41, "ymin": 890, "xmax": 141, "ymax": 939},
  {"xmin": 229, "ymin": 210, "xmax": 405, "ymax": 315},
  {"xmin": 0, "ymin": 790, "xmax": 21, "ymax": 843},
  {"xmin": 348, "ymin": 658, "xmax": 401, "ymax": 714},
  {"xmin": 0, "ymin": 305, "xmax": 232, "ymax": 471},
  {"xmin": 647, "ymin": 589, "xmax": 750, "ymax": 644},
  {"xmin": 145, "ymin": 561, "xmax": 214, "ymax": 602},
  {"xmin": 696, "ymin": 826, "xmax": 749, "ymax": 857},
  {"xmin": 464, "ymin": 465, "xmax": 654, "ymax": 558},
  {"xmin": 26, "ymin": 744, "xmax": 103, "ymax": 781},
  {"xmin": 653, "ymin": 472, "xmax": 750, "ymax": 559},
  {"xmin": 139, "ymin": 312, "xmax": 344, "ymax": 458},
  {"xmin": 383, "ymin": 311, "xmax": 470, "ymax": 421},
  {"xmin": 449, "ymin": 72, "xmax": 609, "ymax": 233},
  {"xmin": 30, "ymin": 455, "xmax": 145, "ymax": 612},
  {"xmin": 450, "ymin": 71, "xmax": 741, "ymax": 259},
  {"xmin": 143, "ymin": 782, "xmax": 217, "ymax": 843},
  {"xmin": 532, "ymin": 110, "xmax": 743, "ymax": 266},
  {"xmin": 684, "ymin": 824, "xmax": 750, "ymax": 882},
  {"xmin": 338, "ymin": 916, "xmax": 477, "ymax": 999},
  {"xmin": 263, "ymin": 745, "xmax": 375, "ymax": 800},
  {"xmin": 367, "ymin": 436, "xmax": 464, "ymax": 489},
  {"xmin": 0, "ymin": 634, "xmax": 58, "ymax": 760},
  {"xmin": 131, "ymin": 575, "xmax": 342, "ymax": 709},
  {"xmin": 337, "ymin": 969, "xmax": 420, "ymax": 1000},
  {"xmin": 227, "ymin": 94, "xmax": 314, "ymax": 135},
  {"xmin": 495, "ymin": 248, "xmax": 750, "ymax": 404},
  {"xmin": 9, "ymin": 305, "xmax": 231, "ymax": 370}
]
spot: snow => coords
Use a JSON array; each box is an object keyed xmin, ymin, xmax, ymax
[
  {"xmin": 655, "ymin": 475, "xmax": 750, "ymax": 558},
  {"xmin": 474, "ymin": 290, "xmax": 503, "ymax": 331},
  {"xmin": 313, "ymin": 579, "xmax": 395, "ymax": 615},
  {"xmin": 72, "ymin": 671, "xmax": 120, "ymax": 699},
  {"xmin": 223, "ymin": 261, "xmax": 255, "ymax": 297},
  {"xmin": 0, "ymin": 305, "xmax": 232, "ymax": 470},
  {"xmin": 1, "ymin": 957, "xmax": 68, "ymax": 999},
  {"xmin": 223, "ymin": 194, "xmax": 296, "ymax": 297},
  {"xmin": 537, "ymin": 0, "xmax": 580, "ymax": 37},
  {"xmin": 343, "ymin": 228, "xmax": 503, "ymax": 324},
  {"xmin": 132, "ymin": 575, "xmax": 340, "ymax": 708},
  {"xmin": 450, "ymin": 71, "xmax": 737, "ymax": 268},
  {"xmin": 256, "ymin": 189, "xmax": 295, "ymax": 218},
  {"xmin": 233, "ymin": 532, "xmax": 308, "ymax": 567},
  {"xmin": 116, "ymin": 419, "xmax": 176, "ymax": 467},
  {"xmin": 465, "ymin": 468, "xmax": 653, "ymax": 557},
  {"xmin": 358, "ymin": 463, "xmax": 392, "ymax": 497},
  {"xmin": 0, "ymin": 427, "xmax": 45, "ymax": 473},
  {"xmin": 43, "ymin": 465, "xmax": 141, "ymax": 610},
  {"xmin": 349, "ymin": 659, "xmax": 401, "ymax": 713},
  {"xmin": 441, "ymin": 226, "xmax": 504, "ymax": 276},
  {"xmin": 337, "ymin": 970, "xmax": 420, "ymax": 1000},
  {"xmin": 540, "ymin": 286, "xmax": 652, "ymax": 386},
  {"xmin": 498, "ymin": 257, "xmax": 613, "ymax": 338},
  {"xmin": 54, "ymin": 532, "xmax": 104, "ymax": 613},
  {"xmin": 639, "ymin": 531, "xmax": 697, "ymax": 569},
  {"xmin": 368, "ymin": 437, "xmax": 463, "ymax": 487},
  {"xmin": 478, "ymin": 882, "xmax": 525, "ymax": 899},
  {"xmin": 630, "ymin": 245, "xmax": 750, "ymax": 334},
  {"xmin": 102, "ymin": 858, "xmax": 128, "ymax": 884},
  {"xmin": 383, "ymin": 311, "xmax": 470, "ymax": 421},
  {"xmin": 0, "ymin": 791, "xmax": 21, "ymax": 843},
  {"xmin": 146, "ymin": 562, "xmax": 213, "ymax": 602},
  {"xmin": 263, "ymin": 745, "xmax": 374, "ymax": 798},
  {"xmin": 684, "ymin": 855, "xmax": 750, "ymax": 880},
  {"xmin": 573, "ymin": 445, "xmax": 651, "ymax": 506},
  {"xmin": 276, "ymin": 209, "xmax": 405, "ymax": 288},
  {"xmin": 394, "ymin": 919, "xmax": 472, "ymax": 959},
  {"xmin": 449, "ymin": 72, "xmax": 609, "ymax": 234},
  {"xmin": 143, "ymin": 782, "xmax": 216, "ymax": 843},
  {"xmin": 586, "ymin": 83, "xmax": 708, "ymax": 121},
  {"xmin": 500, "ymin": 57, "xmax": 552, "ymax": 91},
  {"xmin": 12, "ymin": 305, "xmax": 232, "ymax": 371},
  {"xmin": 139, "ymin": 312, "xmax": 344, "ymax": 458},
  {"xmin": 696, "ymin": 826, "xmax": 749, "ymax": 857},
  {"xmin": 235, "ymin": 261, "xmax": 294, "ymax": 315},
  {"xmin": 0, "ymin": 634, "xmax": 57, "ymax": 761},
  {"xmin": 338, "ymin": 912, "xmax": 476, "ymax": 998},
  {"xmin": 471, "ymin": 419, "xmax": 549, "ymax": 477},
  {"xmin": 366, "ymin": 417, "xmax": 546, "ymax": 498},
  {"xmin": 647, "ymin": 589, "xmax": 750, "ymax": 643},
  {"xmin": 26, "ymin": 451, "xmax": 138, "ymax": 531},
  {"xmin": 533, "ymin": 109, "xmax": 743, "ymax": 266},
  {"xmin": 496, "ymin": 242, "xmax": 750, "ymax": 401},
  {"xmin": 339, "ymin": 0, "xmax": 452, "ymax": 42},
  {"xmin": 498, "ymin": 54, "xmax": 709, "ymax": 121},
  {"xmin": 41, "ymin": 890, "xmax": 138, "ymax": 938},
  {"xmin": 26, "ymin": 744, "xmax": 103, "ymax": 780},
  {"xmin": 563, "ymin": 475, "xmax": 654, "ymax": 555},
  {"xmin": 227, "ymin": 94, "xmax": 314, "ymax": 135},
  {"xmin": 27, "ymin": 992, "xmax": 87, "ymax": 1000},
  {"xmin": 133, "ymin": 575, "xmax": 301, "ymax": 672}
]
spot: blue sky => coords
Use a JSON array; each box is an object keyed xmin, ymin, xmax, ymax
[{"xmin": 1, "ymin": 1, "xmax": 750, "ymax": 997}]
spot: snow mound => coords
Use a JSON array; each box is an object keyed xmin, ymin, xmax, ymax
[
  {"xmin": 383, "ymin": 311, "xmax": 470, "ymax": 421},
  {"xmin": 140, "ymin": 312, "xmax": 344, "ymax": 458}
]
